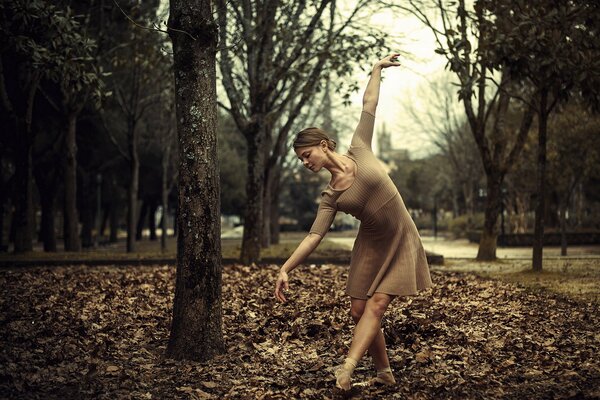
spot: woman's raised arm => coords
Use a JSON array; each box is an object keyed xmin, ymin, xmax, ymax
[
  {"xmin": 351, "ymin": 54, "xmax": 402, "ymax": 150},
  {"xmin": 362, "ymin": 53, "xmax": 401, "ymax": 115}
]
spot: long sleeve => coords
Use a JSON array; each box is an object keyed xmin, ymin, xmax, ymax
[
  {"xmin": 309, "ymin": 193, "xmax": 337, "ymax": 237},
  {"xmin": 350, "ymin": 111, "xmax": 376, "ymax": 151}
]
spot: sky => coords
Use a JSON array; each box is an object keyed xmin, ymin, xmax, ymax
[{"xmin": 347, "ymin": 8, "xmax": 449, "ymax": 157}]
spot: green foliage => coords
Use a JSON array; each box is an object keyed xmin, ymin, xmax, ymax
[
  {"xmin": 483, "ymin": 0, "xmax": 600, "ymax": 105},
  {"xmin": 0, "ymin": 0, "xmax": 105, "ymax": 107},
  {"xmin": 447, "ymin": 213, "xmax": 485, "ymax": 238}
]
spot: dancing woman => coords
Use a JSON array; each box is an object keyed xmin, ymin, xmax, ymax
[{"xmin": 274, "ymin": 54, "xmax": 432, "ymax": 390}]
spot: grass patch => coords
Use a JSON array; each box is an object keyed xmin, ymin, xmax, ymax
[{"xmin": 439, "ymin": 258, "xmax": 600, "ymax": 304}]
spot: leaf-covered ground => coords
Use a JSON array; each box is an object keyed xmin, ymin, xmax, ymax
[{"xmin": 1, "ymin": 263, "xmax": 599, "ymax": 399}]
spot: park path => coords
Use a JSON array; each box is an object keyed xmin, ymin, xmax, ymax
[{"xmin": 327, "ymin": 235, "xmax": 600, "ymax": 259}]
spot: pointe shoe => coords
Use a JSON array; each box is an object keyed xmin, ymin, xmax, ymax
[
  {"xmin": 369, "ymin": 370, "xmax": 396, "ymax": 386},
  {"xmin": 334, "ymin": 366, "xmax": 353, "ymax": 391}
]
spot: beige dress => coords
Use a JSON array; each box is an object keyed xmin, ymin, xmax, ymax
[{"xmin": 310, "ymin": 111, "xmax": 433, "ymax": 299}]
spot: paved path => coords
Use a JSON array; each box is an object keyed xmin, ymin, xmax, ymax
[{"xmin": 327, "ymin": 235, "xmax": 600, "ymax": 259}]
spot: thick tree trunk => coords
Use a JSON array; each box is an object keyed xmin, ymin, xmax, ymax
[
  {"xmin": 166, "ymin": 0, "xmax": 224, "ymax": 362},
  {"xmin": 241, "ymin": 130, "xmax": 265, "ymax": 264},
  {"xmin": 476, "ymin": 173, "xmax": 503, "ymax": 261},
  {"xmin": 64, "ymin": 112, "xmax": 81, "ymax": 251},
  {"xmin": 532, "ymin": 89, "xmax": 549, "ymax": 272},
  {"xmin": 127, "ymin": 126, "xmax": 139, "ymax": 252}
]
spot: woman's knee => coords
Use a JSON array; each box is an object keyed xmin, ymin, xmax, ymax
[
  {"xmin": 364, "ymin": 293, "xmax": 393, "ymax": 319},
  {"xmin": 350, "ymin": 299, "xmax": 366, "ymax": 323}
]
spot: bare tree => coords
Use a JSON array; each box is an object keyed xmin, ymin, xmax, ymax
[
  {"xmin": 217, "ymin": 0, "xmax": 388, "ymax": 263},
  {"xmin": 388, "ymin": 0, "xmax": 536, "ymax": 260}
]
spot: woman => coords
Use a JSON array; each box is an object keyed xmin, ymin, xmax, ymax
[{"xmin": 274, "ymin": 54, "xmax": 433, "ymax": 391}]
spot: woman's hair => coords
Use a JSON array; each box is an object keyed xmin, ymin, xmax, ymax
[{"xmin": 293, "ymin": 127, "xmax": 337, "ymax": 151}]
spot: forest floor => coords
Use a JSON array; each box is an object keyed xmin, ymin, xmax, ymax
[{"xmin": 1, "ymin": 259, "xmax": 599, "ymax": 399}]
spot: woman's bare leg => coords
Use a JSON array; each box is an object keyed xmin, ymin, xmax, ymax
[
  {"xmin": 336, "ymin": 293, "xmax": 395, "ymax": 389},
  {"xmin": 350, "ymin": 298, "xmax": 390, "ymax": 370},
  {"xmin": 348, "ymin": 293, "xmax": 394, "ymax": 362}
]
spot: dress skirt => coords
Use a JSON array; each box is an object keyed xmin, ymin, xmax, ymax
[{"xmin": 345, "ymin": 193, "xmax": 432, "ymax": 299}]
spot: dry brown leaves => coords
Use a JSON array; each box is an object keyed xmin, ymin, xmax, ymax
[{"xmin": 0, "ymin": 263, "xmax": 599, "ymax": 399}]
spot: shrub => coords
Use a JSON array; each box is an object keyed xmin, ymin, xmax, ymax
[{"xmin": 448, "ymin": 213, "xmax": 485, "ymax": 238}]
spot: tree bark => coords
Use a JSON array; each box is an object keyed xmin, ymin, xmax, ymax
[
  {"xmin": 166, "ymin": 0, "xmax": 224, "ymax": 362},
  {"xmin": 161, "ymin": 143, "xmax": 170, "ymax": 252},
  {"xmin": 80, "ymin": 173, "xmax": 95, "ymax": 248},
  {"xmin": 136, "ymin": 200, "xmax": 148, "ymax": 240},
  {"xmin": 476, "ymin": 173, "xmax": 503, "ymax": 260},
  {"xmin": 12, "ymin": 72, "xmax": 40, "ymax": 253},
  {"xmin": 127, "ymin": 120, "xmax": 139, "ymax": 252},
  {"xmin": 532, "ymin": 88, "xmax": 549, "ymax": 272},
  {"xmin": 270, "ymin": 164, "xmax": 282, "ymax": 245},
  {"xmin": 560, "ymin": 200, "xmax": 568, "ymax": 257},
  {"xmin": 109, "ymin": 202, "xmax": 119, "ymax": 243},
  {"xmin": 36, "ymin": 171, "xmax": 58, "ymax": 252},
  {"xmin": 261, "ymin": 165, "xmax": 273, "ymax": 249},
  {"xmin": 64, "ymin": 111, "xmax": 81, "ymax": 251},
  {"xmin": 240, "ymin": 129, "xmax": 265, "ymax": 264}
]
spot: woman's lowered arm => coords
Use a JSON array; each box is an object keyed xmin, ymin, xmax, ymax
[{"xmin": 275, "ymin": 233, "xmax": 323, "ymax": 302}]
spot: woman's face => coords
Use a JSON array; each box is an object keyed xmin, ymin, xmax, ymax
[{"xmin": 295, "ymin": 143, "xmax": 327, "ymax": 173}]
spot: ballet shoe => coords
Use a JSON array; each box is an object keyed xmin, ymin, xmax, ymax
[
  {"xmin": 369, "ymin": 371, "xmax": 396, "ymax": 386},
  {"xmin": 334, "ymin": 366, "xmax": 353, "ymax": 391}
]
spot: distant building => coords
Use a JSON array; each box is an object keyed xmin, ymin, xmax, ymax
[{"xmin": 377, "ymin": 123, "xmax": 410, "ymax": 172}]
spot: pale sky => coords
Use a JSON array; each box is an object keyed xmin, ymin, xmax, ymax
[{"xmin": 348, "ymin": 9, "xmax": 448, "ymax": 157}]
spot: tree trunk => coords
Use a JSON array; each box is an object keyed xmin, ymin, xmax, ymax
[
  {"xmin": 13, "ymin": 121, "xmax": 34, "ymax": 253},
  {"xmin": 161, "ymin": 145, "xmax": 170, "ymax": 252},
  {"xmin": 560, "ymin": 200, "xmax": 568, "ymax": 257},
  {"xmin": 270, "ymin": 165, "xmax": 282, "ymax": 245},
  {"xmin": 241, "ymin": 130, "xmax": 265, "ymax": 264},
  {"xmin": 109, "ymin": 202, "xmax": 119, "ymax": 243},
  {"xmin": 532, "ymin": 89, "xmax": 549, "ymax": 272},
  {"xmin": 136, "ymin": 200, "xmax": 148, "ymax": 240},
  {"xmin": 261, "ymin": 168, "xmax": 272, "ymax": 249},
  {"xmin": 166, "ymin": 0, "xmax": 224, "ymax": 362},
  {"xmin": 64, "ymin": 112, "xmax": 81, "ymax": 251},
  {"xmin": 0, "ymin": 195, "xmax": 5, "ymax": 252},
  {"xmin": 80, "ymin": 173, "xmax": 94, "ymax": 248},
  {"xmin": 127, "ymin": 123, "xmax": 139, "ymax": 252},
  {"xmin": 476, "ymin": 173, "xmax": 503, "ymax": 261},
  {"xmin": 38, "ymin": 181, "xmax": 57, "ymax": 252},
  {"xmin": 149, "ymin": 200, "xmax": 158, "ymax": 241}
]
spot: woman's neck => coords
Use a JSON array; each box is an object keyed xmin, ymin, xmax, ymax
[{"xmin": 326, "ymin": 152, "xmax": 354, "ymax": 181}]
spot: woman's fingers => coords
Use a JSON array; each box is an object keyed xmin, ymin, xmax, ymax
[{"xmin": 275, "ymin": 278, "xmax": 287, "ymax": 302}]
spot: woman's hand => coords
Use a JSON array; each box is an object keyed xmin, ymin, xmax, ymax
[
  {"xmin": 375, "ymin": 53, "xmax": 402, "ymax": 69},
  {"xmin": 274, "ymin": 269, "xmax": 290, "ymax": 303}
]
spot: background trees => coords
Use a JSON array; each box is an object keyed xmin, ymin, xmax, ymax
[
  {"xmin": 0, "ymin": 0, "xmax": 598, "ymax": 272},
  {"xmin": 216, "ymin": 0, "xmax": 390, "ymax": 264}
]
